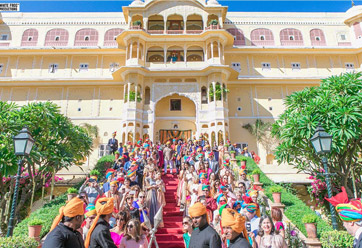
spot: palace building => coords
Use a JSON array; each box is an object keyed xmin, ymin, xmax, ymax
[{"xmin": 1, "ymin": 0, "xmax": 362, "ymax": 166}]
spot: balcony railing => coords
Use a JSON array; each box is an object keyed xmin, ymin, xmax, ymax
[
  {"xmin": 233, "ymin": 40, "xmax": 246, "ymax": 46},
  {"xmin": 21, "ymin": 41, "xmax": 37, "ymax": 46},
  {"xmin": 104, "ymin": 41, "xmax": 118, "ymax": 47},
  {"xmin": 280, "ymin": 40, "xmax": 304, "ymax": 46},
  {"xmin": 44, "ymin": 41, "xmax": 68, "ymax": 46},
  {"xmin": 311, "ymin": 40, "xmax": 326, "ymax": 46},
  {"xmin": 205, "ymin": 24, "xmax": 220, "ymax": 30},
  {"xmin": 186, "ymin": 30, "xmax": 203, "ymax": 34},
  {"xmin": 148, "ymin": 30, "xmax": 164, "ymax": 34},
  {"xmin": 0, "ymin": 41, "xmax": 10, "ymax": 47},
  {"xmin": 166, "ymin": 30, "xmax": 184, "ymax": 34},
  {"xmin": 74, "ymin": 41, "xmax": 98, "ymax": 46},
  {"xmin": 338, "ymin": 42, "xmax": 352, "ymax": 46},
  {"xmin": 251, "ymin": 40, "xmax": 275, "ymax": 46},
  {"xmin": 130, "ymin": 25, "xmax": 143, "ymax": 30}
]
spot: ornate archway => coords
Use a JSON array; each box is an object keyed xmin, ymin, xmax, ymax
[{"xmin": 154, "ymin": 93, "xmax": 196, "ymax": 143}]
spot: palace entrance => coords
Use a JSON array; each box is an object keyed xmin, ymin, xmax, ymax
[{"xmin": 154, "ymin": 93, "xmax": 196, "ymax": 142}]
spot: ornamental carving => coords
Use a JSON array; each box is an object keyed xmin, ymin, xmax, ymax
[{"xmin": 151, "ymin": 83, "xmax": 200, "ymax": 107}]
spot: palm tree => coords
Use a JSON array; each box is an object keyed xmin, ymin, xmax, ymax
[
  {"xmin": 242, "ymin": 119, "xmax": 271, "ymax": 144},
  {"xmin": 81, "ymin": 123, "xmax": 100, "ymax": 170}
]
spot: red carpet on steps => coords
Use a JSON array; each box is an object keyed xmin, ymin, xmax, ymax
[{"xmin": 156, "ymin": 174, "xmax": 184, "ymax": 248}]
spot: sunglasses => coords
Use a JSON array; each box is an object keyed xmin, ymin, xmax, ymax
[
  {"xmin": 127, "ymin": 224, "xmax": 134, "ymax": 229},
  {"xmin": 139, "ymin": 196, "xmax": 146, "ymax": 198},
  {"xmin": 182, "ymin": 222, "xmax": 190, "ymax": 225},
  {"xmin": 127, "ymin": 197, "xmax": 134, "ymax": 200},
  {"xmin": 142, "ymin": 227, "xmax": 149, "ymax": 231}
]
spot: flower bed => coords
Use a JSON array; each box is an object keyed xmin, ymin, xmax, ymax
[{"xmin": 235, "ymin": 156, "xmax": 333, "ymax": 237}]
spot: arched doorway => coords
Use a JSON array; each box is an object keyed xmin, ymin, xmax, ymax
[{"xmin": 154, "ymin": 94, "xmax": 196, "ymax": 143}]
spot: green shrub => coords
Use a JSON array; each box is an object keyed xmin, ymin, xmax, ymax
[
  {"xmin": 67, "ymin": 187, "xmax": 78, "ymax": 194},
  {"xmin": 209, "ymin": 19, "xmax": 218, "ymax": 25},
  {"xmin": 236, "ymin": 155, "xmax": 333, "ymax": 238},
  {"xmin": 320, "ymin": 230, "xmax": 354, "ymax": 248},
  {"xmin": 133, "ymin": 20, "xmax": 142, "ymax": 26},
  {"xmin": 28, "ymin": 218, "xmax": 44, "ymax": 226},
  {"xmin": 13, "ymin": 180, "xmax": 84, "ymax": 239},
  {"xmin": 252, "ymin": 168, "xmax": 262, "ymax": 175},
  {"xmin": 94, "ymin": 155, "xmax": 115, "ymax": 175},
  {"xmin": 90, "ymin": 169, "xmax": 101, "ymax": 177},
  {"xmin": 302, "ymin": 214, "xmax": 318, "ymax": 224},
  {"xmin": 0, "ymin": 236, "xmax": 38, "ymax": 248},
  {"xmin": 268, "ymin": 185, "xmax": 284, "ymax": 193}
]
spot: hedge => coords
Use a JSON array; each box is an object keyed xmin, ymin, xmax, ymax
[
  {"xmin": 320, "ymin": 230, "xmax": 354, "ymax": 248},
  {"xmin": 0, "ymin": 236, "xmax": 38, "ymax": 248},
  {"xmin": 235, "ymin": 155, "xmax": 333, "ymax": 237},
  {"xmin": 94, "ymin": 155, "xmax": 115, "ymax": 174},
  {"xmin": 13, "ymin": 180, "xmax": 84, "ymax": 239},
  {"xmin": 13, "ymin": 154, "xmax": 113, "ymax": 240}
]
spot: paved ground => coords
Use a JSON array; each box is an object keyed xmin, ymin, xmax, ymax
[{"xmin": 259, "ymin": 163, "xmax": 313, "ymax": 184}]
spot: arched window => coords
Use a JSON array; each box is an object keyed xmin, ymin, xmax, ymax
[
  {"xmin": 104, "ymin": 28, "xmax": 123, "ymax": 46},
  {"xmin": 227, "ymin": 28, "xmax": 245, "ymax": 46},
  {"xmin": 250, "ymin": 28, "xmax": 274, "ymax": 46},
  {"xmin": 280, "ymin": 28, "xmax": 303, "ymax": 46},
  {"xmin": 310, "ymin": 29, "xmax": 326, "ymax": 46},
  {"xmin": 144, "ymin": 86, "xmax": 150, "ymax": 105},
  {"xmin": 21, "ymin": 29, "xmax": 38, "ymax": 46},
  {"xmin": 44, "ymin": 28, "xmax": 69, "ymax": 46},
  {"xmin": 215, "ymin": 82, "xmax": 222, "ymax": 101},
  {"xmin": 74, "ymin": 28, "xmax": 98, "ymax": 46},
  {"xmin": 209, "ymin": 84, "xmax": 214, "ymax": 102},
  {"xmin": 201, "ymin": 86, "xmax": 208, "ymax": 104}
]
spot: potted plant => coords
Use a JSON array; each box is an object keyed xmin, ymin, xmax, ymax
[
  {"xmin": 67, "ymin": 187, "xmax": 78, "ymax": 201},
  {"xmin": 132, "ymin": 20, "xmax": 142, "ymax": 28},
  {"xmin": 115, "ymin": 151, "xmax": 120, "ymax": 160},
  {"xmin": 252, "ymin": 168, "xmax": 262, "ymax": 183},
  {"xmin": 302, "ymin": 214, "xmax": 318, "ymax": 239},
  {"xmin": 28, "ymin": 218, "xmax": 44, "ymax": 241},
  {"xmin": 268, "ymin": 185, "xmax": 283, "ymax": 204},
  {"xmin": 208, "ymin": 19, "xmax": 219, "ymax": 29},
  {"xmin": 240, "ymin": 156, "xmax": 247, "ymax": 167}
]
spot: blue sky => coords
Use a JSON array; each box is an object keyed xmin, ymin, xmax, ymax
[{"xmin": 1, "ymin": 0, "xmax": 361, "ymax": 12}]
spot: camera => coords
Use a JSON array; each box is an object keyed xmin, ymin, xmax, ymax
[{"xmin": 246, "ymin": 222, "xmax": 251, "ymax": 232}]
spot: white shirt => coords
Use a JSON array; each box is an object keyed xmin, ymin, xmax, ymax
[{"xmin": 355, "ymin": 227, "xmax": 362, "ymax": 240}]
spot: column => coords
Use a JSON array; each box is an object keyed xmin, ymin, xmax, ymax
[
  {"xmin": 164, "ymin": 46, "xmax": 167, "ymax": 64},
  {"xmin": 129, "ymin": 42, "xmax": 133, "ymax": 59},
  {"xmin": 183, "ymin": 17, "xmax": 186, "ymax": 34},
  {"xmin": 184, "ymin": 45, "xmax": 187, "ymax": 65},
  {"xmin": 164, "ymin": 15, "xmax": 167, "ymax": 34},
  {"xmin": 135, "ymin": 84, "xmax": 138, "ymax": 103},
  {"xmin": 212, "ymin": 81, "xmax": 216, "ymax": 102},
  {"xmin": 205, "ymin": 44, "xmax": 208, "ymax": 61},
  {"xmin": 126, "ymin": 43, "xmax": 129, "ymax": 60},
  {"xmin": 217, "ymin": 41, "xmax": 220, "ymax": 58},
  {"xmin": 211, "ymin": 42, "xmax": 214, "ymax": 59},
  {"xmin": 137, "ymin": 41, "xmax": 140, "ymax": 60},
  {"xmin": 127, "ymin": 82, "xmax": 131, "ymax": 103}
]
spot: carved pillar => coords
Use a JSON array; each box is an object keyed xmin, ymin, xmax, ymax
[
  {"xmin": 212, "ymin": 81, "xmax": 216, "ymax": 102},
  {"xmin": 218, "ymin": 41, "xmax": 221, "ymax": 58},
  {"xmin": 164, "ymin": 45, "xmax": 167, "ymax": 64},
  {"xmin": 130, "ymin": 42, "xmax": 133, "ymax": 59},
  {"xmin": 211, "ymin": 42, "xmax": 214, "ymax": 59},
  {"xmin": 137, "ymin": 41, "xmax": 140, "ymax": 59}
]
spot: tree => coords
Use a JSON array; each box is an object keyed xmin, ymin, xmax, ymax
[
  {"xmin": 272, "ymin": 72, "xmax": 362, "ymax": 198},
  {"xmin": 243, "ymin": 119, "xmax": 278, "ymax": 154},
  {"xmin": 0, "ymin": 101, "xmax": 93, "ymax": 232}
]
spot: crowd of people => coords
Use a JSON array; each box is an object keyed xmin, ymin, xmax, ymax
[{"xmin": 42, "ymin": 133, "xmax": 284, "ymax": 248}]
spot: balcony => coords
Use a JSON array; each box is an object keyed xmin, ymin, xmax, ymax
[
  {"xmin": 186, "ymin": 30, "xmax": 203, "ymax": 34},
  {"xmin": 21, "ymin": 41, "xmax": 37, "ymax": 46},
  {"xmin": 251, "ymin": 40, "xmax": 275, "ymax": 46},
  {"xmin": 74, "ymin": 41, "xmax": 98, "ymax": 46},
  {"xmin": 206, "ymin": 24, "xmax": 220, "ymax": 30},
  {"xmin": 280, "ymin": 40, "xmax": 304, "ymax": 46},
  {"xmin": 166, "ymin": 30, "xmax": 184, "ymax": 35},
  {"xmin": 0, "ymin": 41, "xmax": 10, "ymax": 47},
  {"xmin": 44, "ymin": 41, "xmax": 68, "ymax": 47},
  {"xmin": 148, "ymin": 30, "xmax": 164, "ymax": 34}
]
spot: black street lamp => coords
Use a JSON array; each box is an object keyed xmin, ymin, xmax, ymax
[
  {"xmin": 7, "ymin": 127, "xmax": 34, "ymax": 237},
  {"xmin": 310, "ymin": 124, "xmax": 338, "ymax": 230}
]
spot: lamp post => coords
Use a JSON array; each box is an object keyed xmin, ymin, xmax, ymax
[
  {"xmin": 310, "ymin": 124, "xmax": 338, "ymax": 230},
  {"xmin": 7, "ymin": 127, "xmax": 34, "ymax": 237}
]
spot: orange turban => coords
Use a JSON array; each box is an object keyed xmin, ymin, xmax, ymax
[
  {"xmin": 84, "ymin": 197, "xmax": 114, "ymax": 248},
  {"xmin": 50, "ymin": 197, "xmax": 84, "ymax": 232},
  {"xmin": 221, "ymin": 208, "xmax": 248, "ymax": 240},
  {"xmin": 188, "ymin": 202, "xmax": 207, "ymax": 218}
]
